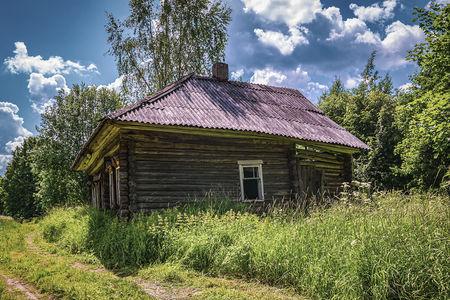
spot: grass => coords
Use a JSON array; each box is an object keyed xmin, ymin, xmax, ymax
[
  {"xmin": 0, "ymin": 192, "xmax": 448, "ymax": 299},
  {"xmin": 34, "ymin": 192, "xmax": 450, "ymax": 299},
  {"xmin": 0, "ymin": 211, "xmax": 301, "ymax": 299}
]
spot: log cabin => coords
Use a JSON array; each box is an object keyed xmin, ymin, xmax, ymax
[{"xmin": 72, "ymin": 63, "xmax": 368, "ymax": 215}]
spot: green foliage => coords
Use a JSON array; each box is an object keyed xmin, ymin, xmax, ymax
[
  {"xmin": 1, "ymin": 138, "xmax": 40, "ymax": 219},
  {"xmin": 106, "ymin": 0, "xmax": 231, "ymax": 99},
  {"xmin": 395, "ymin": 91, "xmax": 450, "ymax": 189},
  {"xmin": 0, "ymin": 177, "xmax": 5, "ymax": 214},
  {"xmin": 408, "ymin": 1, "xmax": 450, "ymax": 93},
  {"xmin": 319, "ymin": 52, "xmax": 403, "ymax": 189},
  {"xmin": 394, "ymin": 3, "xmax": 450, "ymax": 191},
  {"xmin": 40, "ymin": 193, "xmax": 450, "ymax": 299},
  {"xmin": 32, "ymin": 85, "xmax": 123, "ymax": 209}
]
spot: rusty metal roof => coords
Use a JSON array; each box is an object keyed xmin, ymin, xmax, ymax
[{"xmin": 108, "ymin": 74, "xmax": 368, "ymax": 150}]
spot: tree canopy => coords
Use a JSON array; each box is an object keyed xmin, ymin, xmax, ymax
[
  {"xmin": 319, "ymin": 52, "xmax": 403, "ymax": 189},
  {"xmin": 32, "ymin": 85, "xmax": 124, "ymax": 210},
  {"xmin": 106, "ymin": 0, "xmax": 231, "ymax": 99},
  {"xmin": 1, "ymin": 137, "xmax": 40, "ymax": 219}
]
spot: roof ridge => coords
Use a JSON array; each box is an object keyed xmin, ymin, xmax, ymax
[
  {"xmin": 192, "ymin": 75, "xmax": 306, "ymax": 98},
  {"xmin": 107, "ymin": 73, "xmax": 194, "ymax": 120}
]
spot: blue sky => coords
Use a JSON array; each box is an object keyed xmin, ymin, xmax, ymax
[{"xmin": 0, "ymin": 0, "xmax": 440, "ymax": 173}]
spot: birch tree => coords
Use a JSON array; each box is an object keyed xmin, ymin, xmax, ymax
[{"xmin": 106, "ymin": 0, "xmax": 231, "ymax": 99}]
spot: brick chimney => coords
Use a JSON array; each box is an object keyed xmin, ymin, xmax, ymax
[{"xmin": 212, "ymin": 62, "xmax": 228, "ymax": 81}]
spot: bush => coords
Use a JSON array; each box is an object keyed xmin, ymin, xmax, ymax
[
  {"xmin": 39, "ymin": 193, "xmax": 450, "ymax": 298},
  {"xmin": 40, "ymin": 207, "xmax": 90, "ymax": 254}
]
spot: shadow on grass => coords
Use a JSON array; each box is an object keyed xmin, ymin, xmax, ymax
[{"xmin": 85, "ymin": 197, "xmax": 251, "ymax": 276}]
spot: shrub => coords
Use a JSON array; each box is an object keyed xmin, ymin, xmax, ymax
[{"xmin": 40, "ymin": 207, "xmax": 90, "ymax": 254}]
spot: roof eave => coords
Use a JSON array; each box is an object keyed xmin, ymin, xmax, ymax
[{"xmin": 71, "ymin": 118, "xmax": 110, "ymax": 171}]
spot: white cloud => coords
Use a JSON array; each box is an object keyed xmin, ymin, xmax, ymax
[
  {"xmin": 378, "ymin": 21, "xmax": 424, "ymax": 68},
  {"xmin": 322, "ymin": 5, "xmax": 424, "ymax": 70},
  {"xmin": 307, "ymin": 81, "xmax": 328, "ymax": 94},
  {"xmin": 250, "ymin": 67, "xmax": 287, "ymax": 85},
  {"xmin": 254, "ymin": 27, "xmax": 308, "ymax": 55},
  {"xmin": 355, "ymin": 30, "xmax": 381, "ymax": 44},
  {"xmin": 27, "ymin": 73, "xmax": 69, "ymax": 114},
  {"xmin": 344, "ymin": 76, "xmax": 362, "ymax": 89},
  {"xmin": 327, "ymin": 16, "xmax": 368, "ymax": 41},
  {"xmin": 0, "ymin": 154, "xmax": 13, "ymax": 174},
  {"xmin": 250, "ymin": 65, "xmax": 311, "ymax": 86},
  {"xmin": 242, "ymin": 0, "xmax": 322, "ymax": 26},
  {"xmin": 231, "ymin": 69, "xmax": 245, "ymax": 80},
  {"xmin": 28, "ymin": 73, "xmax": 68, "ymax": 99},
  {"xmin": 97, "ymin": 76, "xmax": 124, "ymax": 94},
  {"xmin": 249, "ymin": 65, "xmax": 326, "ymax": 100},
  {"xmin": 349, "ymin": 0, "xmax": 397, "ymax": 23},
  {"xmin": 31, "ymin": 99, "xmax": 56, "ymax": 114},
  {"xmin": 0, "ymin": 102, "xmax": 32, "ymax": 139},
  {"xmin": 0, "ymin": 101, "xmax": 32, "ymax": 173},
  {"xmin": 4, "ymin": 41, "xmax": 98, "ymax": 75},
  {"xmin": 291, "ymin": 65, "xmax": 310, "ymax": 82},
  {"xmin": 5, "ymin": 136, "xmax": 27, "ymax": 153}
]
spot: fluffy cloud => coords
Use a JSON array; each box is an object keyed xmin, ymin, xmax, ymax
[
  {"xmin": 230, "ymin": 69, "xmax": 245, "ymax": 80},
  {"xmin": 378, "ymin": 21, "xmax": 424, "ymax": 68},
  {"xmin": 349, "ymin": 0, "xmax": 397, "ymax": 23},
  {"xmin": 322, "ymin": 6, "xmax": 424, "ymax": 70},
  {"xmin": 254, "ymin": 27, "xmax": 308, "ymax": 55},
  {"xmin": 27, "ymin": 73, "xmax": 69, "ymax": 113},
  {"xmin": 0, "ymin": 102, "xmax": 32, "ymax": 174},
  {"xmin": 0, "ymin": 155, "xmax": 13, "ymax": 175},
  {"xmin": 328, "ymin": 17, "xmax": 368, "ymax": 41},
  {"xmin": 250, "ymin": 67, "xmax": 287, "ymax": 85},
  {"xmin": 249, "ymin": 65, "xmax": 327, "ymax": 101},
  {"xmin": 4, "ymin": 42, "xmax": 98, "ymax": 75},
  {"xmin": 5, "ymin": 136, "xmax": 27, "ymax": 153},
  {"xmin": 242, "ymin": 0, "xmax": 322, "ymax": 26},
  {"xmin": 4, "ymin": 42, "xmax": 101, "ymax": 115},
  {"xmin": 344, "ymin": 76, "xmax": 362, "ymax": 89},
  {"xmin": 97, "ymin": 76, "xmax": 124, "ymax": 93},
  {"xmin": 28, "ymin": 73, "xmax": 68, "ymax": 99},
  {"xmin": 307, "ymin": 81, "xmax": 328, "ymax": 94},
  {"xmin": 0, "ymin": 102, "xmax": 32, "ymax": 140},
  {"xmin": 355, "ymin": 30, "xmax": 381, "ymax": 44}
]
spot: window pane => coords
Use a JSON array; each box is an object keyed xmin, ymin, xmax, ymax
[
  {"xmin": 243, "ymin": 166, "xmax": 260, "ymax": 178},
  {"xmin": 243, "ymin": 167, "xmax": 253, "ymax": 178},
  {"xmin": 243, "ymin": 179, "xmax": 259, "ymax": 199}
]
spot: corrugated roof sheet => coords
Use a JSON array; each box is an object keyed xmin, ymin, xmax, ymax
[{"xmin": 108, "ymin": 74, "xmax": 368, "ymax": 150}]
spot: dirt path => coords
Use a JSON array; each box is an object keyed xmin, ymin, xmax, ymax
[
  {"xmin": 0, "ymin": 274, "xmax": 45, "ymax": 300},
  {"xmin": 71, "ymin": 261, "xmax": 199, "ymax": 299},
  {"xmin": 134, "ymin": 278, "xmax": 199, "ymax": 300},
  {"xmin": 27, "ymin": 232, "xmax": 198, "ymax": 299}
]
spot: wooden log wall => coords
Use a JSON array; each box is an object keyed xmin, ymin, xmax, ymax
[
  {"xmin": 296, "ymin": 147, "xmax": 351, "ymax": 196},
  {"xmin": 122, "ymin": 130, "xmax": 293, "ymax": 212}
]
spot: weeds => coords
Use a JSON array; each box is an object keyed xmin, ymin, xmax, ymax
[{"xmin": 40, "ymin": 192, "xmax": 450, "ymax": 299}]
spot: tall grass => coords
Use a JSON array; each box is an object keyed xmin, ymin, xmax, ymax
[{"xmin": 39, "ymin": 192, "xmax": 450, "ymax": 298}]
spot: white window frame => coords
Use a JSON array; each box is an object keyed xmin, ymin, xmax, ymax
[
  {"xmin": 108, "ymin": 169, "xmax": 115, "ymax": 208},
  {"xmin": 115, "ymin": 166, "xmax": 120, "ymax": 207},
  {"xmin": 238, "ymin": 160, "xmax": 264, "ymax": 201}
]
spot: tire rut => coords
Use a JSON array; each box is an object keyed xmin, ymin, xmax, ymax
[{"xmin": 0, "ymin": 274, "xmax": 45, "ymax": 300}]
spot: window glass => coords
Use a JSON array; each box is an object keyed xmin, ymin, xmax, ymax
[
  {"xmin": 239, "ymin": 161, "xmax": 264, "ymax": 201},
  {"xmin": 243, "ymin": 166, "xmax": 258, "ymax": 178},
  {"xmin": 243, "ymin": 178, "xmax": 259, "ymax": 199}
]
